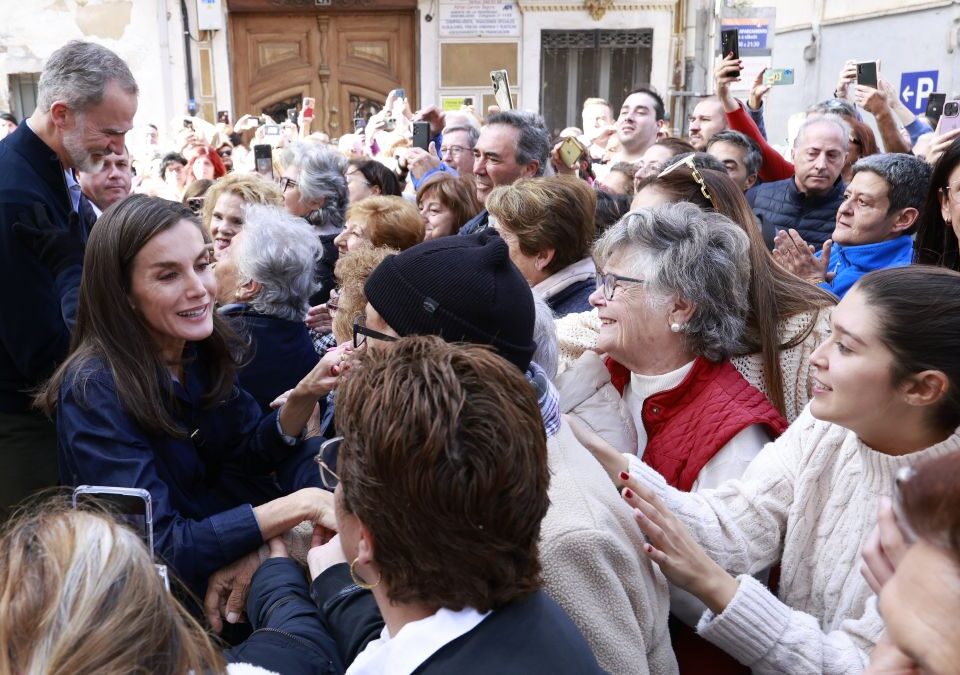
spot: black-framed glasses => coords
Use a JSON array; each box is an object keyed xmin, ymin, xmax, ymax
[
  {"xmin": 279, "ymin": 176, "xmax": 298, "ymax": 193},
  {"xmin": 658, "ymin": 155, "xmax": 713, "ymax": 203},
  {"xmin": 596, "ymin": 271, "xmax": 644, "ymax": 300},
  {"xmin": 352, "ymin": 312, "xmax": 398, "ymax": 348},
  {"xmin": 314, "ymin": 436, "xmax": 341, "ymax": 490}
]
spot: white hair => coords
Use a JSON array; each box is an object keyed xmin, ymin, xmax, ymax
[
  {"xmin": 233, "ymin": 204, "xmax": 321, "ymax": 320},
  {"xmin": 532, "ymin": 294, "xmax": 559, "ymax": 380},
  {"xmin": 37, "ymin": 40, "xmax": 137, "ymax": 112}
]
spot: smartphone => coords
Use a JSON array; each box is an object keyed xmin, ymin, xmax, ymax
[
  {"xmin": 856, "ymin": 61, "xmax": 879, "ymax": 89},
  {"xmin": 302, "ymin": 96, "xmax": 315, "ymax": 119},
  {"xmin": 354, "ymin": 117, "xmax": 366, "ymax": 133},
  {"xmin": 940, "ymin": 100, "xmax": 960, "ymax": 134},
  {"xmin": 263, "ymin": 124, "xmax": 281, "ymax": 137},
  {"xmin": 558, "ymin": 136, "xmax": 586, "ymax": 168},
  {"xmin": 72, "ymin": 485, "xmax": 169, "ymax": 591},
  {"xmin": 926, "ymin": 93, "xmax": 947, "ymax": 124},
  {"xmin": 393, "ymin": 88, "xmax": 406, "ymax": 100},
  {"xmin": 286, "ymin": 108, "xmax": 297, "ymax": 123},
  {"xmin": 464, "ymin": 96, "xmax": 474, "ymax": 106},
  {"xmin": 490, "ymin": 69, "xmax": 514, "ymax": 111},
  {"xmin": 720, "ymin": 28, "xmax": 739, "ymax": 60},
  {"xmin": 216, "ymin": 110, "xmax": 230, "ymax": 125},
  {"xmin": 763, "ymin": 68, "xmax": 795, "ymax": 86},
  {"xmin": 73, "ymin": 485, "xmax": 153, "ymax": 554},
  {"xmin": 183, "ymin": 119, "xmax": 194, "ymax": 131},
  {"xmin": 253, "ymin": 143, "xmax": 273, "ymax": 180},
  {"xmin": 383, "ymin": 117, "xmax": 397, "ymax": 132},
  {"xmin": 412, "ymin": 121, "xmax": 431, "ymax": 151}
]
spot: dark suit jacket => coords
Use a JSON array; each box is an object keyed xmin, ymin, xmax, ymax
[{"xmin": 0, "ymin": 123, "xmax": 92, "ymax": 412}]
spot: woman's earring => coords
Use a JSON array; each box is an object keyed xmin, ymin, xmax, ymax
[
  {"xmin": 350, "ymin": 557, "xmax": 381, "ymax": 590},
  {"xmin": 670, "ymin": 322, "xmax": 682, "ymax": 333}
]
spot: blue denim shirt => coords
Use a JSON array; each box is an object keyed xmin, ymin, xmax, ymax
[{"xmin": 56, "ymin": 352, "xmax": 301, "ymax": 595}]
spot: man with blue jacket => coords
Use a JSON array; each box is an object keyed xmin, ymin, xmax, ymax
[
  {"xmin": 0, "ymin": 40, "xmax": 137, "ymax": 514},
  {"xmin": 772, "ymin": 153, "xmax": 930, "ymax": 299}
]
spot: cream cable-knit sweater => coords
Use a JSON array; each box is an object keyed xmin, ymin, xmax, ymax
[
  {"xmin": 626, "ymin": 406, "xmax": 960, "ymax": 674},
  {"xmin": 555, "ymin": 308, "xmax": 831, "ymax": 423}
]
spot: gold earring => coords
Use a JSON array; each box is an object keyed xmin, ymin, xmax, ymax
[{"xmin": 350, "ymin": 557, "xmax": 381, "ymax": 590}]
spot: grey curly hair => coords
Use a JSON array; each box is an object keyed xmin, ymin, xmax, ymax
[
  {"xmin": 281, "ymin": 142, "xmax": 349, "ymax": 230},
  {"xmin": 593, "ymin": 202, "xmax": 751, "ymax": 361},
  {"xmin": 233, "ymin": 204, "xmax": 320, "ymax": 321}
]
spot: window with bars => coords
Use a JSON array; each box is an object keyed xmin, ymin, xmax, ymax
[{"xmin": 540, "ymin": 29, "xmax": 653, "ymax": 138}]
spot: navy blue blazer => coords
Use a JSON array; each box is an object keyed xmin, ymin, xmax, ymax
[
  {"xmin": 312, "ymin": 564, "xmax": 604, "ymax": 674},
  {"xmin": 0, "ymin": 123, "xmax": 91, "ymax": 413},
  {"xmin": 220, "ymin": 305, "xmax": 319, "ymax": 413},
  {"xmin": 56, "ymin": 350, "xmax": 303, "ymax": 596}
]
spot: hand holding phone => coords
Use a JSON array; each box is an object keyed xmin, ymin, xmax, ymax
[
  {"xmin": 939, "ymin": 100, "xmax": 960, "ymax": 135},
  {"xmin": 302, "ymin": 97, "xmax": 315, "ymax": 121},
  {"xmin": 856, "ymin": 61, "xmax": 879, "ymax": 89},
  {"xmin": 720, "ymin": 29, "xmax": 740, "ymax": 76},
  {"xmin": 557, "ymin": 136, "xmax": 586, "ymax": 169},
  {"xmin": 254, "ymin": 144, "xmax": 274, "ymax": 180},
  {"xmin": 412, "ymin": 121, "xmax": 431, "ymax": 151}
]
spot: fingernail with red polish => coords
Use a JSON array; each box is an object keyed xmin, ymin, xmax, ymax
[
  {"xmin": 623, "ymin": 488, "xmax": 633, "ymax": 499},
  {"xmin": 619, "ymin": 471, "xmax": 630, "ymax": 481}
]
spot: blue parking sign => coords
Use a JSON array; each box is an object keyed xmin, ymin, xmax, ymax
[{"xmin": 899, "ymin": 71, "xmax": 939, "ymax": 115}]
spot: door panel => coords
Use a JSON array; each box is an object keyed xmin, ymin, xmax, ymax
[{"xmin": 230, "ymin": 12, "xmax": 416, "ymax": 136}]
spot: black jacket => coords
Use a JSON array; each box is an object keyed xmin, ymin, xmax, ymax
[
  {"xmin": 226, "ymin": 557, "xmax": 343, "ymax": 675},
  {"xmin": 748, "ymin": 176, "xmax": 845, "ymax": 251},
  {"xmin": 220, "ymin": 305, "xmax": 319, "ymax": 413},
  {"xmin": 0, "ymin": 124, "xmax": 93, "ymax": 412},
  {"xmin": 311, "ymin": 564, "xmax": 605, "ymax": 674}
]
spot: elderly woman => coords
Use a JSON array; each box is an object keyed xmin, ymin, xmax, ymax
[
  {"xmin": 215, "ymin": 205, "xmax": 320, "ymax": 412},
  {"xmin": 280, "ymin": 143, "xmax": 349, "ymax": 304},
  {"xmin": 487, "ymin": 177, "xmax": 597, "ymax": 316},
  {"xmin": 202, "ymin": 173, "xmax": 283, "ymax": 259},
  {"xmin": 345, "ymin": 158, "xmax": 402, "ymax": 203},
  {"xmin": 559, "ymin": 164, "xmax": 834, "ymax": 423},
  {"xmin": 304, "ymin": 337, "xmax": 604, "ymax": 673},
  {"xmin": 559, "ymin": 203, "xmax": 787, "ymax": 492},
  {"xmin": 864, "ymin": 451, "xmax": 960, "ymax": 674},
  {"xmin": 332, "ymin": 195, "xmax": 424, "ymax": 255},
  {"xmin": 37, "ymin": 195, "xmax": 345, "ymax": 599},
  {"xmin": 415, "ymin": 173, "xmax": 482, "ymax": 240}
]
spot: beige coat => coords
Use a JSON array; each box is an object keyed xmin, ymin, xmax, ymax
[{"xmin": 540, "ymin": 419, "xmax": 677, "ymax": 675}]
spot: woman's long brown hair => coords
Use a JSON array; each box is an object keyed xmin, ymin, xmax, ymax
[
  {"xmin": 642, "ymin": 166, "xmax": 836, "ymax": 415},
  {"xmin": 35, "ymin": 195, "xmax": 243, "ymax": 437}
]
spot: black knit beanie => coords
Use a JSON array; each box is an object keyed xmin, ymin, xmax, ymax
[{"xmin": 364, "ymin": 230, "xmax": 537, "ymax": 372}]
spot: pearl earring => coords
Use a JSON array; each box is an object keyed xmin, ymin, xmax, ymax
[{"xmin": 670, "ymin": 322, "xmax": 682, "ymax": 333}]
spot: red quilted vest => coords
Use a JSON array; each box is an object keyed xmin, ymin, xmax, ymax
[{"xmin": 606, "ymin": 356, "xmax": 787, "ymax": 492}]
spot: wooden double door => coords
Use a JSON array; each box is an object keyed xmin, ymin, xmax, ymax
[{"xmin": 230, "ymin": 12, "xmax": 416, "ymax": 136}]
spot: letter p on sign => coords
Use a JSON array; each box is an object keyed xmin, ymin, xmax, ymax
[{"xmin": 900, "ymin": 70, "xmax": 939, "ymax": 115}]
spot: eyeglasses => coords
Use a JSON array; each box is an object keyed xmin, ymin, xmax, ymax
[
  {"xmin": 596, "ymin": 271, "xmax": 644, "ymax": 300},
  {"xmin": 940, "ymin": 185, "xmax": 960, "ymax": 205},
  {"xmin": 352, "ymin": 312, "xmax": 398, "ymax": 348},
  {"xmin": 658, "ymin": 155, "xmax": 713, "ymax": 203},
  {"xmin": 440, "ymin": 144, "xmax": 468, "ymax": 158},
  {"xmin": 892, "ymin": 465, "xmax": 919, "ymax": 545},
  {"xmin": 314, "ymin": 436, "xmax": 341, "ymax": 489},
  {"xmin": 279, "ymin": 177, "xmax": 298, "ymax": 193}
]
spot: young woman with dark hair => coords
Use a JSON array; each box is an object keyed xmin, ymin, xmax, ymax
[
  {"xmin": 602, "ymin": 265, "xmax": 960, "ymax": 674},
  {"xmin": 346, "ymin": 158, "xmax": 403, "ymax": 202},
  {"xmin": 914, "ymin": 135, "xmax": 960, "ymax": 271},
  {"xmin": 36, "ymin": 195, "xmax": 345, "ymax": 600}
]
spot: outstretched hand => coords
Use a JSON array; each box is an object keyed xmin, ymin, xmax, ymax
[
  {"xmin": 748, "ymin": 68, "xmax": 772, "ymax": 111},
  {"xmin": 619, "ymin": 471, "xmax": 739, "ymax": 614},
  {"xmin": 714, "ymin": 54, "xmax": 743, "ymax": 113},
  {"xmin": 860, "ymin": 497, "xmax": 911, "ymax": 595}
]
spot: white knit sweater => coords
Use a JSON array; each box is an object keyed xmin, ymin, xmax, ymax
[
  {"xmin": 555, "ymin": 308, "xmax": 831, "ymax": 423},
  {"xmin": 626, "ymin": 406, "xmax": 960, "ymax": 674}
]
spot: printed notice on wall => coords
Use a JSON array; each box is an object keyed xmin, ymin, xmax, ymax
[{"xmin": 439, "ymin": 0, "xmax": 521, "ymax": 38}]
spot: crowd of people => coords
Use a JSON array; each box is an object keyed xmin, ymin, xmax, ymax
[{"xmin": 1, "ymin": 37, "xmax": 960, "ymax": 675}]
